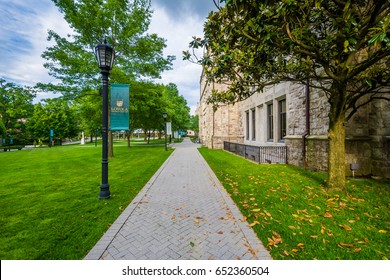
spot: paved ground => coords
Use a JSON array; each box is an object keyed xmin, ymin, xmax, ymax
[{"xmin": 84, "ymin": 138, "xmax": 271, "ymax": 260}]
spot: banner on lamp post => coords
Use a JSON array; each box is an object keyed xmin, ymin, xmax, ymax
[
  {"xmin": 110, "ymin": 84, "xmax": 130, "ymax": 131},
  {"xmin": 166, "ymin": 122, "xmax": 172, "ymax": 135}
]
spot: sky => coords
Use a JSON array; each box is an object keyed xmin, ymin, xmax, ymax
[{"xmin": 0, "ymin": 0, "xmax": 217, "ymax": 115}]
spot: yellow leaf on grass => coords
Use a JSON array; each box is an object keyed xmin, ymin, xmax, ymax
[
  {"xmin": 288, "ymin": 225, "xmax": 295, "ymax": 229},
  {"xmin": 249, "ymin": 221, "xmax": 260, "ymax": 227},
  {"xmin": 339, "ymin": 243, "xmax": 353, "ymax": 247},
  {"xmin": 379, "ymin": 230, "xmax": 387, "ymax": 234},
  {"xmin": 354, "ymin": 248, "xmax": 362, "ymax": 253},
  {"xmin": 340, "ymin": 224, "xmax": 352, "ymax": 231},
  {"xmin": 297, "ymin": 243, "xmax": 304, "ymax": 248},
  {"xmin": 291, "ymin": 248, "xmax": 298, "ymax": 253},
  {"xmin": 252, "ymin": 209, "xmax": 261, "ymax": 212},
  {"xmin": 311, "ymin": 235, "xmax": 318, "ymax": 239},
  {"xmin": 324, "ymin": 212, "xmax": 333, "ymax": 218},
  {"xmin": 348, "ymin": 220, "xmax": 356, "ymax": 223}
]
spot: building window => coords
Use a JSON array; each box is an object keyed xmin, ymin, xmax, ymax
[
  {"xmin": 246, "ymin": 111, "xmax": 249, "ymax": 140},
  {"xmin": 279, "ymin": 99, "xmax": 286, "ymax": 141},
  {"xmin": 267, "ymin": 103, "xmax": 273, "ymax": 141},
  {"xmin": 251, "ymin": 108, "xmax": 256, "ymax": 141}
]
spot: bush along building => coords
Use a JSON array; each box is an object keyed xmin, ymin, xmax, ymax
[{"xmin": 198, "ymin": 71, "xmax": 390, "ymax": 179}]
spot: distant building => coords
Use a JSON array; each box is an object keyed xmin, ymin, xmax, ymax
[{"xmin": 199, "ymin": 71, "xmax": 390, "ymax": 178}]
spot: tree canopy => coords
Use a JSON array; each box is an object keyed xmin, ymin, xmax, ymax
[
  {"xmin": 40, "ymin": 0, "xmax": 175, "ymax": 97},
  {"xmin": 0, "ymin": 78, "xmax": 35, "ymax": 144},
  {"xmin": 185, "ymin": 0, "xmax": 390, "ymax": 190},
  {"xmin": 27, "ymin": 98, "xmax": 78, "ymax": 143}
]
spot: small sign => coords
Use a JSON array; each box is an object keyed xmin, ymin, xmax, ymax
[{"xmin": 50, "ymin": 129, "xmax": 54, "ymax": 137}]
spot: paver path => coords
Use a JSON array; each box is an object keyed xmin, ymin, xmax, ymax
[{"xmin": 85, "ymin": 138, "xmax": 271, "ymax": 260}]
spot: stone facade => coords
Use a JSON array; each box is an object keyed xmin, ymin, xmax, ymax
[
  {"xmin": 199, "ymin": 71, "xmax": 390, "ymax": 178},
  {"xmin": 198, "ymin": 71, "xmax": 242, "ymax": 149}
]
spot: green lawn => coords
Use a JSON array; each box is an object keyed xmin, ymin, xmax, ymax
[
  {"xmin": 0, "ymin": 142, "xmax": 172, "ymax": 259},
  {"xmin": 199, "ymin": 148, "xmax": 390, "ymax": 260}
]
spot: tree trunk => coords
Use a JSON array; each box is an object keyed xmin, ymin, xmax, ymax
[
  {"xmin": 328, "ymin": 114, "xmax": 346, "ymax": 191},
  {"xmin": 327, "ymin": 81, "xmax": 347, "ymax": 192},
  {"xmin": 127, "ymin": 131, "xmax": 131, "ymax": 147}
]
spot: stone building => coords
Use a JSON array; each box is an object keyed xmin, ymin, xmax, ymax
[{"xmin": 199, "ymin": 72, "xmax": 390, "ymax": 178}]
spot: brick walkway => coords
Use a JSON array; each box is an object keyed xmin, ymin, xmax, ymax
[{"xmin": 84, "ymin": 138, "xmax": 271, "ymax": 260}]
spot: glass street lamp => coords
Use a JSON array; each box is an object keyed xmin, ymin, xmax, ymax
[
  {"xmin": 163, "ymin": 112, "xmax": 168, "ymax": 151},
  {"xmin": 95, "ymin": 39, "xmax": 115, "ymax": 199}
]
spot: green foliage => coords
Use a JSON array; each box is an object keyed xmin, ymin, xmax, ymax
[
  {"xmin": 189, "ymin": 114, "xmax": 199, "ymax": 132},
  {"xmin": 40, "ymin": 0, "xmax": 175, "ymax": 97},
  {"xmin": 0, "ymin": 78, "xmax": 35, "ymax": 143},
  {"xmin": 73, "ymin": 93, "xmax": 102, "ymax": 139},
  {"xmin": 0, "ymin": 143, "xmax": 172, "ymax": 259},
  {"xmin": 130, "ymin": 81, "xmax": 191, "ymax": 134},
  {"xmin": 186, "ymin": 0, "xmax": 390, "ymax": 190},
  {"xmin": 186, "ymin": 0, "xmax": 389, "ymax": 106},
  {"xmin": 27, "ymin": 98, "xmax": 79, "ymax": 142},
  {"xmin": 199, "ymin": 148, "xmax": 390, "ymax": 260}
]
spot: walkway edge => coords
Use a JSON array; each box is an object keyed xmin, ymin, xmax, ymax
[
  {"xmin": 197, "ymin": 148, "xmax": 273, "ymax": 260},
  {"xmin": 84, "ymin": 149, "xmax": 177, "ymax": 260}
]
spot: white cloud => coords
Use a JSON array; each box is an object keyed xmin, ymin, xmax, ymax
[
  {"xmin": 149, "ymin": 4, "xmax": 205, "ymax": 115},
  {"xmin": 0, "ymin": 1, "xmax": 72, "ymax": 101},
  {"xmin": 1, "ymin": 0, "xmax": 207, "ymax": 113}
]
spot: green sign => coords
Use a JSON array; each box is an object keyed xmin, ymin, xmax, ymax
[{"xmin": 110, "ymin": 84, "xmax": 130, "ymax": 131}]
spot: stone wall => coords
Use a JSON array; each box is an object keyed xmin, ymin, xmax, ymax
[
  {"xmin": 199, "ymin": 69, "xmax": 389, "ymax": 178},
  {"xmin": 198, "ymin": 72, "xmax": 242, "ymax": 149}
]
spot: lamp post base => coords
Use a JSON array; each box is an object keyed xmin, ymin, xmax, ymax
[{"xmin": 99, "ymin": 183, "xmax": 111, "ymax": 199}]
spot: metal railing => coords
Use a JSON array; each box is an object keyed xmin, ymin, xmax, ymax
[{"xmin": 223, "ymin": 141, "xmax": 288, "ymax": 164}]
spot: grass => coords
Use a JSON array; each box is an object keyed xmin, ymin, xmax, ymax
[
  {"xmin": 0, "ymin": 141, "xmax": 172, "ymax": 259},
  {"xmin": 199, "ymin": 147, "xmax": 390, "ymax": 260}
]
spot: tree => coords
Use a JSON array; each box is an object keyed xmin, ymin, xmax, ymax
[
  {"xmin": 40, "ymin": 0, "xmax": 175, "ymax": 97},
  {"xmin": 185, "ymin": 0, "xmax": 390, "ymax": 191},
  {"xmin": 27, "ymin": 98, "xmax": 79, "ymax": 144},
  {"xmin": 162, "ymin": 83, "xmax": 191, "ymax": 133},
  {"xmin": 0, "ymin": 78, "xmax": 35, "ymax": 144},
  {"xmin": 189, "ymin": 114, "xmax": 199, "ymax": 133},
  {"xmin": 73, "ymin": 93, "xmax": 102, "ymax": 142}
]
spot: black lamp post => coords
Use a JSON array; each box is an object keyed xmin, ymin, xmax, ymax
[
  {"xmin": 95, "ymin": 39, "xmax": 115, "ymax": 199},
  {"xmin": 163, "ymin": 112, "xmax": 168, "ymax": 151}
]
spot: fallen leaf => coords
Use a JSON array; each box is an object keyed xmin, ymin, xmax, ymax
[
  {"xmin": 339, "ymin": 224, "xmax": 352, "ymax": 231},
  {"xmin": 297, "ymin": 243, "xmax": 305, "ymax": 248},
  {"xmin": 348, "ymin": 220, "xmax": 356, "ymax": 223},
  {"xmin": 339, "ymin": 243, "xmax": 354, "ymax": 247},
  {"xmin": 266, "ymin": 212, "xmax": 272, "ymax": 217},
  {"xmin": 310, "ymin": 235, "xmax": 318, "ymax": 239},
  {"xmin": 379, "ymin": 230, "xmax": 387, "ymax": 234},
  {"xmin": 291, "ymin": 248, "xmax": 298, "ymax": 253},
  {"xmin": 283, "ymin": 250, "xmax": 289, "ymax": 256},
  {"xmin": 288, "ymin": 225, "xmax": 295, "ymax": 229},
  {"xmin": 193, "ymin": 219, "xmax": 199, "ymax": 223},
  {"xmin": 240, "ymin": 217, "xmax": 247, "ymax": 222},
  {"xmin": 217, "ymin": 231, "xmax": 223, "ymax": 234},
  {"xmin": 249, "ymin": 221, "xmax": 260, "ymax": 227},
  {"xmin": 267, "ymin": 231, "xmax": 282, "ymax": 247},
  {"xmin": 252, "ymin": 209, "xmax": 261, "ymax": 212},
  {"xmin": 171, "ymin": 214, "xmax": 175, "ymax": 220},
  {"xmin": 324, "ymin": 212, "xmax": 333, "ymax": 218},
  {"xmin": 354, "ymin": 248, "xmax": 362, "ymax": 253}
]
